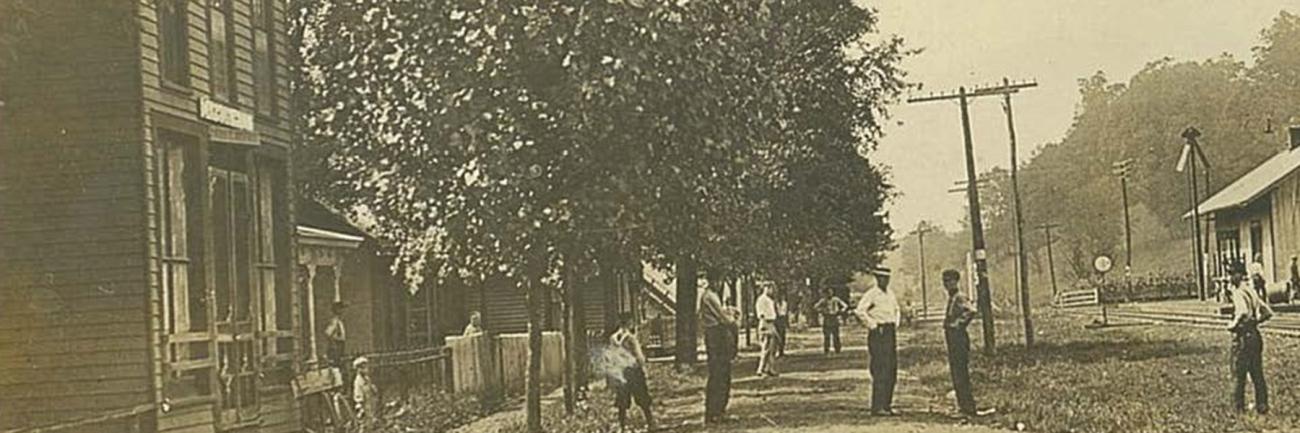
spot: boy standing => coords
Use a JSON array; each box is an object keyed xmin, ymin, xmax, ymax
[{"xmin": 610, "ymin": 313, "xmax": 655, "ymax": 431}]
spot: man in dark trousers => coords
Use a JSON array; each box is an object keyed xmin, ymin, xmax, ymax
[
  {"xmin": 1228, "ymin": 262, "xmax": 1274, "ymax": 414},
  {"xmin": 699, "ymin": 278, "xmax": 738, "ymax": 424},
  {"xmin": 813, "ymin": 288, "xmax": 848, "ymax": 354},
  {"xmin": 942, "ymin": 269, "xmax": 978, "ymax": 417},
  {"xmin": 854, "ymin": 267, "xmax": 899, "ymax": 416}
]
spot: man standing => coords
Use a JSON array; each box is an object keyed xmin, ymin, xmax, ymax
[
  {"xmin": 1249, "ymin": 254, "xmax": 1268, "ymax": 301},
  {"xmin": 1228, "ymin": 262, "xmax": 1273, "ymax": 414},
  {"xmin": 324, "ymin": 301, "xmax": 348, "ymax": 367},
  {"xmin": 942, "ymin": 269, "xmax": 978, "ymax": 417},
  {"xmin": 856, "ymin": 267, "xmax": 900, "ymax": 416},
  {"xmin": 700, "ymin": 277, "xmax": 738, "ymax": 424},
  {"xmin": 755, "ymin": 284, "xmax": 779, "ymax": 377},
  {"xmin": 775, "ymin": 292, "xmax": 790, "ymax": 358},
  {"xmin": 813, "ymin": 288, "xmax": 848, "ymax": 354}
]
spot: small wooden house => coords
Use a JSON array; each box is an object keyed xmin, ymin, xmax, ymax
[
  {"xmin": 1194, "ymin": 125, "xmax": 1300, "ymax": 297},
  {"xmin": 1, "ymin": 1, "xmax": 301, "ymax": 432},
  {"xmin": 294, "ymin": 199, "xmax": 436, "ymax": 355}
]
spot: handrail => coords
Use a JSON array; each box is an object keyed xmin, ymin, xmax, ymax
[{"xmin": 2, "ymin": 403, "xmax": 156, "ymax": 433}]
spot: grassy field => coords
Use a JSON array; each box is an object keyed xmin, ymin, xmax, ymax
[{"xmin": 908, "ymin": 311, "xmax": 1300, "ymax": 433}]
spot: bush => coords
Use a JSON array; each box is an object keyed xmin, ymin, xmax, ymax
[{"xmin": 376, "ymin": 388, "xmax": 483, "ymax": 433}]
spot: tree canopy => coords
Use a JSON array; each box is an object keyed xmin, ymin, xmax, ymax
[{"xmin": 295, "ymin": 0, "xmax": 909, "ymax": 290}]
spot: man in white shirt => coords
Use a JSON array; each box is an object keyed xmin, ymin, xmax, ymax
[
  {"xmin": 755, "ymin": 283, "xmax": 779, "ymax": 377},
  {"xmin": 855, "ymin": 267, "xmax": 900, "ymax": 416},
  {"xmin": 1228, "ymin": 262, "xmax": 1273, "ymax": 414}
]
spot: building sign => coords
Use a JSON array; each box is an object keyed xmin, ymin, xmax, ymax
[
  {"xmin": 198, "ymin": 96, "xmax": 254, "ymax": 131},
  {"xmin": 210, "ymin": 126, "xmax": 261, "ymax": 147}
]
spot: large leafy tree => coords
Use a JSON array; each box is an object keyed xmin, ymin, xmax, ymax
[{"xmin": 295, "ymin": 0, "xmax": 907, "ymax": 429}]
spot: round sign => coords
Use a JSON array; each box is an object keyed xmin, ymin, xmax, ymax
[{"xmin": 1093, "ymin": 255, "xmax": 1113, "ymax": 274}]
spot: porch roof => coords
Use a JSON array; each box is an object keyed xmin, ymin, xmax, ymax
[
  {"xmin": 1187, "ymin": 146, "xmax": 1300, "ymax": 218},
  {"xmin": 297, "ymin": 225, "xmax": 365, "ymax": 249}
]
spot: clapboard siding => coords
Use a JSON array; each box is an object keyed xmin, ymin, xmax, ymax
[
  {"xmin": 0, "ymin": 0, "xmax": 151, "ymax": 430},
  {"xmin": 157, "ymin": 403, "xmax": 216, "ymax": 433}
]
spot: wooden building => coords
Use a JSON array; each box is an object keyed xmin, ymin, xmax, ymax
[
  {"xmin": 1194, "ymin": 125, "xmax": 1300, "ymax": 297},
  {"xmin": 1, "ymin": 1, "xmax": 300, "ymax": 432},
  {"xmin": 295, "ymin": 199, "xmax": 433, "ymax": 355}
]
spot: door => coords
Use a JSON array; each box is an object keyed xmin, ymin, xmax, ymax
[{"xmin": 211, "ymin": 166, "xmax": 261, "ymax": 428}]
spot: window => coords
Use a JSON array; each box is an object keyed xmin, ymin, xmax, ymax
[
  {"xmin": 158, "ymin": 131, "xmax": 214, "ymax": 402},
  {"xmin": 158, "ymin": 0, "xmax": 191, "ymax": 87},
  {"xmin": 252, "ymin": 0, "xmax": 277, "ymax": 118},
  {"xmin": 208, "ymin": 0, "xmax": 237, "ymax": 102}
]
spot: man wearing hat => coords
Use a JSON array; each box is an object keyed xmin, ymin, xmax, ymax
[
  {"xmin": 325, "ymin": 301, "xmax": 348, "ymax": 368},
  {"xmin": 855, "ymin": 266, "xmax": 900, "ymax": 416},
  {"xmin": 1227, "ymin": 261, "xmax": 1274, "ymax": 414}
]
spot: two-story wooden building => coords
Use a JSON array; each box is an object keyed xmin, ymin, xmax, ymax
[{"xmin": 1, "ymin": 1, "xmax": 300, "ymax": 432}]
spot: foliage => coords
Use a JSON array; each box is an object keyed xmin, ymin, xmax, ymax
[
  {"xmin": 901, "ymin": 11, "xmax": 1300, "ymax": 282},
  {"xmin": 294, "ymin": 0, "xmax": 909, "ymax": 289},
  {"xmin": 377, "ymin": 388, "xmax": 482, "ymax": 433}
]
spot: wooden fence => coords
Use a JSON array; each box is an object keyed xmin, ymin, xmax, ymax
[{"xmin": 445, "ymin": 332, "xmax": 564, "ymax": 397}]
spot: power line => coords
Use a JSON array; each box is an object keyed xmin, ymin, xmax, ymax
[{"xmin": 908, "ymin": 78, "xmax": 1038, "ymax": 354}]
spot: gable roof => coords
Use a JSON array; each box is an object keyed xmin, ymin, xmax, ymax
[{"xmin": 1187, "ymin": 146, "xmax": 1300, "ymax": 218}]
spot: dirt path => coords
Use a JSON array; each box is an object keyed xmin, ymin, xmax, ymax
[
  {"xmin": 451, "ymin": 326, "xmax": 1009, "ymax": 433},
  {"xmin": 652, "ymin": 327, "xmax": 1010, "ymax": 433}
]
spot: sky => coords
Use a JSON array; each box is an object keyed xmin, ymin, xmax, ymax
[{"xmin": 867, "ymin": 0, "xmax": 1295, "ymax": 235}]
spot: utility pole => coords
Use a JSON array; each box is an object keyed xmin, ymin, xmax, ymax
[
  {"xmin": 1001, "ymin": 77, "xmax": 1035, "ymax": 347},
  {"xmin": 912, "ymin": 79, "xmax": 1037, "ymax": 355},
  {"xmin": 1112, "ymin": 159, "xmax": 1135, "ymax": 272},
  {"xmin": 910, "ymin": 81, "xmax": 1032, "ymax": 354},
  {"xmin": 912, "ymin": 224, "xmax": 933, "ymax": 315},
  {"xmin": 1038, "ymin": 223, "xmax": 1061, "ymax": 297},
  {"xmin": 1179, "ymin": 127, "xmax": 1210, "ymax": 300}
]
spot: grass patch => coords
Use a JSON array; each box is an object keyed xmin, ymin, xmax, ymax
[{"xmin": 909, "ymin": 312, "xmax": 1300, "ymax": 433}]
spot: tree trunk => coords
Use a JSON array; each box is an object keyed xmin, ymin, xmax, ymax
[
  {"xmin": 561, "ymin": 281, "xmax": 574, "ymax": 414},
  {"xmin": 675, "ymin": 257, "xmax": 698, "ymax": 365},
  {"xmin": 526, "ymin": 255, "xmax": 545, "ymax": 432},
  {"xmin": 561, "ymin": 252, "xmax": 583, "ymax": 414}
]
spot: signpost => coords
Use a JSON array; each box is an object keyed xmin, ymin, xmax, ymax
[{"xmin": 1093, "ymin": 255, "xmax": 1113, "ymax": 326}]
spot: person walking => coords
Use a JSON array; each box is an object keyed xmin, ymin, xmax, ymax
[
  {"xmin": 700, "ymin": 278, "xmax": 738, "ymax": 424},
  {"xmin": 941, "ymin": 269, "xmax": 978, "ymax": 417},
  {"xmin": 855, "ymin": 267, "xmax": 900, "ymax": 416},
  {"xmin": 813, "ymin": 288, "xmax": 848, "ymax": 354},
  {"xmin": 610, "ymin": 313, "xmax": 655, "ymax": 431},
  {"xmin": 1228, "ymin": 262, "xmax": 1274, "ymax": 414},
  {"xmin": 755, "ymin": 284, "xmax": 780, "ymax": 377},
  {"xmin": 775, "ymin": 293, "xmax": 790, "ymax": 358}
]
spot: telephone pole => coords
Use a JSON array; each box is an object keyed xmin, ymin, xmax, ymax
[
  {"xmin": 1038, "ymin": 223, "xmax": 1061, "ymax": 297},
  {"xmin": 912, "ymin": 224, "xmax": 933, "ymax": 315},
  {"xmin": 910, "ymin": 79, "xmax": 1037, "ymax": 355},
  {"xmin": 1112, "ymin": 159, "xmax": 1135, "ymax": 273},
  {"xmin": 1001, "ymin": 77, "xmax": 1035, "ymax": 347}
]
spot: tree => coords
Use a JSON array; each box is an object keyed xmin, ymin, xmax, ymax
[{"xmin": 295, "ymin": 1, "xmax": 907, "ymax": 429}]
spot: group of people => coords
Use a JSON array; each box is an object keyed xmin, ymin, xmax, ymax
[
  {"xmin": 601, "ymin": 258, "xmax": 1283, "ymax": 431},
  {"xmin": 690, "ymin": 266, "xmax": 983, "ymax": 425}
]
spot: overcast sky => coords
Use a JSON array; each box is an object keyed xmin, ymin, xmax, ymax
[{"xmin": 867, "ymin": 0, "xmax": 1294, "ymax": 235}]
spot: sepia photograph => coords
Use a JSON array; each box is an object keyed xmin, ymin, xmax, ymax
[{"xmin": 3, "ymin": 1, "xmax": 1300, "ymax": 432}]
